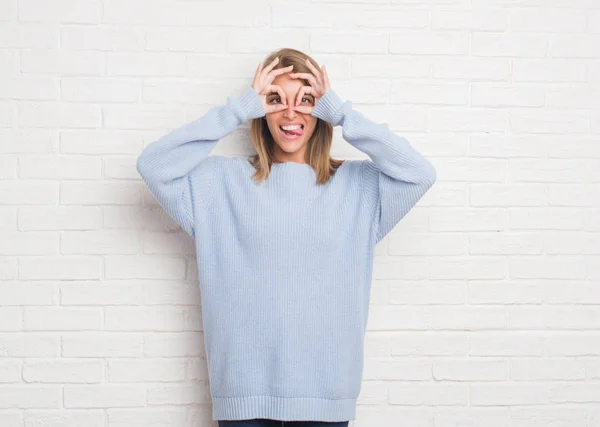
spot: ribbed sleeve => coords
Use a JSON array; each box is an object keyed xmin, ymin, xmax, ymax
[
  {"xmin": 312, "ymin": 89, "xmax": 437, "ymax": 243},
  {"xmin": 135, "ymin": 87, "xmax": 265, "ymax": 237}
]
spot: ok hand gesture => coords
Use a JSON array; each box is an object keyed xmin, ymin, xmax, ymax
[
  {"xmin": 289, "ymin": 59, "xmax": 331, "ymax": 115},
  {"xmin": 251, "ymin": 57, "xmax": 294, "ymax": 115}
]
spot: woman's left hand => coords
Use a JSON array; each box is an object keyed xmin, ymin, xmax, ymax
[{"xmin": 288, "ymin": 59, "xmax": 331, "ymax": 115}]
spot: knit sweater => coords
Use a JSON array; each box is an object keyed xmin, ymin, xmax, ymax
[{"xmin": 135, "ymin": 87, "xmax": 436, "ymax": 422}]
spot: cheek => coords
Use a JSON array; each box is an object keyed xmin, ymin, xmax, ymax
[
  {"xmin": 305, "ymin": 119, "xmax": 317, "ymax": 136},
  {"xmin": 264, "ymin": 116, "xmax": 279, "ymax": 135}
]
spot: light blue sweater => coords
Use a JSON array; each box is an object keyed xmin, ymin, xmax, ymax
[{"xmin": 136, "ymin": 87, "xmax": 436, "ymax": 422}]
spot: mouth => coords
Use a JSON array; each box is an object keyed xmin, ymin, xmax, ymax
[{"xmin": 278, "ymin": 124, "xmax": 304, "ymax": 141}]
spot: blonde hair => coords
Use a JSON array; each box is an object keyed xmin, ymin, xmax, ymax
[{"xmin": 248, "ymin": 48, "xmax": 344, "ymax": 185}]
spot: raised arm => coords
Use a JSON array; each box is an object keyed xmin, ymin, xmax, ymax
[
  {"xmin": 136, "ymin": 87, "xmax": 264, "ymax": 237},
  {"xmin": 311, "ymin": 89, "xmax": 436, "ymax": 243}
]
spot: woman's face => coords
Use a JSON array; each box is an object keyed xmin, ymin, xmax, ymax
[{"xmin": 264, "ymin": 73, "xmax": 317, "ymax": 163}]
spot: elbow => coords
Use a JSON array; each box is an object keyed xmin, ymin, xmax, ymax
[
  {"xmin": 419, "ymin": 159, "xmax": 437, "ymax": 189},
  {"xmin": 135, "ymin": 151, "xmax": 153, "ymax": 184},
  {"xmin": 135, "ymin": 154, "xmax": 146, "ymax": 180}
]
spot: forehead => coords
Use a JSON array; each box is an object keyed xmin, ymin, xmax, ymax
[{"xmin": 271, "ymin": 74, "xmax": 304, "ymax": 93}]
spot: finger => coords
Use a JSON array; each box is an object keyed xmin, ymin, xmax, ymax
[
  {"xmin": 295, "ymin": 86, "xmax": 314, "ymax": 107},
  {"xmin": 263, "ymin": 56, "xmax": 280, "ymax": 75},
  {"xmin": 294, "ymin": 105, "xmax": 313, "ymax": 115},
  {"xmin": 268, "ymin": 84, "xmax": 287, "ymax": 106},
  {"xmin": 270, "ymin": 65, "xmax": 294, "ymax": 78},
  {"xmin": 304, "ymin": 58, "xmax": 322, "ymax": 79},
  {"xmin": 295, "ymin": 86, "xmax": 305, "ymax": 107},
  {"xmin": 322, "ymin": 65, "xmax": 331, "ymax": 91},
  {"xmin": 289, "ymin": 72, "xmax": 319, "ymax": 89},
  {"xmin": 253, "ymin": 61, "xmax": 263, "ymax": 82},
  {"xmin": 266, "ymin": 104, "xmax": 288, "ymax": 114}
]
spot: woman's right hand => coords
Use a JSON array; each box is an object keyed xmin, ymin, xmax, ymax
[{"xmin": 252, "ymin": 57, "xmax": 293, "ymax": 115}]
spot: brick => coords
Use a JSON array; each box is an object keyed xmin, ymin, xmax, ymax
[
  {"xmin": 389, "ymin": 383, "xmax": 469, "ymax": 405},
  {"xmin": 509, "ymin": 208, "xmax": 583, "ymax": 230},
  {"xmin": 64, "ymin": 385, "xmax": 145, "ymax": 408},
  {"xmin": 433, "ymin": 358, "xmax": 508, "ymax": 381},
  {"xmin": 107, "ymin": 408, "xmax": 188, "ymax": 427},
  {"xmin": 388, "ymin": 234, "xmax": 467, "ymax": 256},
  {"xmin": 311, "ymin": 30, "xmax": 388, "ymax": 53},
  {"xmin": 471, "ymin": 83, "xmax": 545, "ymax": 107},
  {"xmin": 61, "ymin": 78, "xmax": 140, "ymax": 103},
  {"xmin": 353, "ymin": 8, "xmax": 428, "ymax": 29},
  {"xmin": 18, "ymin": 102, "xmax": 101, "ymax": 129},
  {"xmin": 513, "ymin": 58, "xmax": 588, "ymax": 82},
  {"xmin": 0, "ymin": 232, "xmax": 56, "ymax": 255},
  {"xmin": 435, "ymin": 158, "xmax": 507, "ymax": 182},
  {"xmin": 469, "ymin": 281, "xmax": 543, "ymax": 304},
  {"xmin": 0, "ymin": 334, "xmax": 60, "ymax": 357},
  {"xmin": 105, "ymin": 255, "xmax": 186, "ymax": 280},
  {"xmin": 549, "ymin": 35, "xmax": 600, "ymax": 58},
  {"xmin": 469, "ymin": 233, "xmax": 542, "ymax": 255},
  {"xmin": 353, "ymin": 55, "xmax": 429, "ymax": 79},
  {"xmin": 431, "ymin": 8, "xmax": 508, "ymax": 31},
  {"xmin": 391, "ymin": 332, "xmax": 468, "ymax": 356},
  {"xmin": 0, "ymin": 181, "xmax": 57, "ymax": 205},
  {"xmin": 433, "ymin": 57, "xmax": 510, "ymax": 80},
  {"xmin": 61, "ymin": 231, "xmax": 140, "ymax": 255},
  {"xmin": 145, "ymin": 28, "xmax": 227, "ymax": 52},
  {"xmin": 510, "ymin": 8, "xmax": 586, "ymax": 32},
  {"xmin": 20, "ymin": 50, "xmax": 105, "ymax": 75},
  {"xmin": 390, "ymin": 31, "xmax": 469, "ymax": 55},
  {"xmin": 19, "ymin": 155, "xmax": 101, "ymax": 179},
  {"xmin": 471, "ymin": 383, "xmax": 548, "ymax": 405},
  {"xmin": 390, "ymin": 82, "xmax": 469, "ymax": 105},
  {"xmin": 0, "ymin": 23, "xmax": 58, "ymax": 49},
  {"xmin": 0, "ymin": 77, "xmax": 58, "ymax": 100},
  {"xmin": 62, "ymin": 333, "xmax": 143, "ymax": 357},
  {"xmin": 19, "ymin": 0, "xmax": 100, "ymax": 23},
  {"xmin": 509, "ymin": 256, "xmax": 586, "ymax": 279},
  {"xmin": 108, "ymin": 359, "xmax": 186, "ymax": 382},
  {"xmin": 19, "ymin": 256, "xmax": 101, "ymax": 280},
  {"xmin": 363, "ymin": 358, "xmax": 431, "ymax": 381},
  {"xmin": 24, "ymin": 411, "xmax": 104, "ymax": 427},
  {"xmin": 470, "ymin": 184, "xmax": 547, "ymax": 207},
  {"xmin": 105, "ymin": 307, "xmax": 186, "ymax": 331},
  {"xmin": 0, "ymin": 386, "xmax": 60, "ymax": 408},
  {"xmin": 389, "ymin": 281, "xmax": 466, "ymax": 305},
  {"xmin": 23, "ymin": 307, "xmax": 103, "ymax": 331},
  {"xmin": 147, "ymin": 384, "xmax": 208, "ymax": 405},
  {"xmin": 429, "ymin": 108, "xmax": 507, "ymax": 132},
  {"xmin": 472, "ymin": 33, "xmax": 547, "ymax": 57},
  {"xmin": 0, "ymin": 360, "xmax": 22, "ymax": 383},
  {"xmin": 429, "ymin": 257, "xmax": 507, "ymax": 280},
  {"xmin": 23, "ymin": 360, "xmax": 103, "ymax": 383}
]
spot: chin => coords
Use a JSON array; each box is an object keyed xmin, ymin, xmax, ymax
[{"xmin": 276, "ymin": 140, "xmax": 306, "ymax": 152}]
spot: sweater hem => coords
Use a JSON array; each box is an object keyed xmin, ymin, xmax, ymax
[{"xmin": 212, "ymin": 395, "xmax": 356, "ymax": 422}]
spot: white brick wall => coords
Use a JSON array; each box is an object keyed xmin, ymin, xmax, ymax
[{"xmin": 1, "ymin": 0, "xmax": 599, "ymax": 425}]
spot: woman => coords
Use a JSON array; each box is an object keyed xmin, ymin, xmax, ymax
[{"xmin": 136, "ymin": 48, "xmax": 436, "ymax": 427}]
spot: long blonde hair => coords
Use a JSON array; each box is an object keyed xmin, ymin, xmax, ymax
[{"xmin": 248, "ymin": 48, "xmax": 344, "ymax": 185}]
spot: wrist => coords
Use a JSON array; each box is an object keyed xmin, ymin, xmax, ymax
[
  {"xmin": 234, "ymin": 87, "xmax": 265, "ymax": 121},
  {"xmin": 311, "ymin": 89, "xmax": 345, "ymax": 126}
]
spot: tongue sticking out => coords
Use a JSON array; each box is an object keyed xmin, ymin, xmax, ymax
[{"xmin": 283, "ymin": 126, "xmax": 303, "ymax": 136}]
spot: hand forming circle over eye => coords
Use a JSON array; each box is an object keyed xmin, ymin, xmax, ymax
[
  {"xmin": 288, "ymin": 59, "xmax": 331, "ymax": 115},
  {"xmin": 251, "ymin": 57, "xmax": 294, "ymax": 115}
]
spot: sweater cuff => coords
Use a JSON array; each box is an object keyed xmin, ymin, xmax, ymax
[
  {"xmin": 311, "ymin": 89, "xmax": 345, "ymax": 126},
  {"xmin": 236, "ymin": 87, "xmax": 266, "ymax": 122}
]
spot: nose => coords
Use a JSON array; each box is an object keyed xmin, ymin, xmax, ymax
[{"xmin": 283, "ymin": 101, "xmax": 297, "ymax": 119}]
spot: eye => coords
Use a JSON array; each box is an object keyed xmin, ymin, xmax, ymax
[
  {"xmin": 301, "ymin": 96, "xmax": 314, "ymax": 104},
  {"xmin": 268, "ymin": 96, "xmax": 282, "ymax": 104}
]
